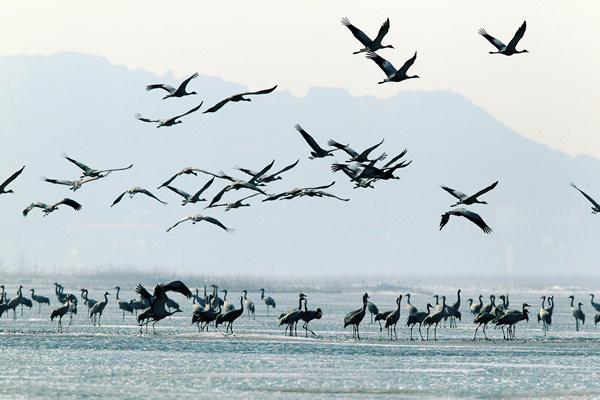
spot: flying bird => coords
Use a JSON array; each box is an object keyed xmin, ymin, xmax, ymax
[
  {"xmin": 41, "ymin": 175, "xmax": 102, "ymax": 192},
  {"xmin": 570, "ymin": 182, "xmax": 600, "ymax": 214},
  {"xmin": 165, "ymin": 177, "xmax": 215, "ymax": 205},
  {"xmin": 235, "ymin": 159, "xmax": 299, "ymax": 184},
  {"xmin": 366, "ymin": 51, "xmax": 419, "ymax": 84},
  {"xmin": 205, "ymin": 193, "xmax": 259, "ymax": 211},
  {"xmin": 327, "ymin": 139, "xmax": 386, "ymax": 163},
  {"xmin": 0, "ymin": 166, "xmax": 25, "ymax": 195},
  {"xmin": 262, "ymin": 182, "xmax": 336, "ymax": 202},
  {"xmin": 111, "ymin": 187, "xmax": 167, "ymax": 207},
  {"xmin": 146, "ymin": 72, "xmax": 199, "ymax": 99},
  {"xmin": 441, "ymin": 181, "xmax": 498, "ymax": 207},
  {"xmin": 135, "ymin": 102, "xmax": 203, "ymax": 127},
  {"xmin": 478, "ymin": 21, "xmax": 528, "ymax": 56},
  {"xmin": 203, "ymin": 85, "xmax": 277, "ymax": 114},
  {"xmin": 166, "ymin": 214, "xmax": 234, "ymax": 233},
  {"xmin": 294, "ymin": 124, "xmax": 338, "ymax": 159},
  {"xmin": 439, "ymin": 208, "xmax": 492, "ymax": 234},
  {"xmin": 23, "ymin": 198, "xmax": 82, "ymax": 217},
  {"xmin": 157, "ymin": 167, "xmax": 220, "ymax": 189},
  {"xmin": 340, "ymin": 17, "xmax": 394, "ymax": 54},
  {"xmin": 62, "ymin": 153, "xmax": 132, "ymax": 178}
]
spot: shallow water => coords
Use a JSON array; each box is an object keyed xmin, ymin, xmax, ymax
[{"xmin": 2, "ymin": 283, "xmax": 600, "ymax": 399}]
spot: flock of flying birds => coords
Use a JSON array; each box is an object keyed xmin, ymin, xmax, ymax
[{"xmin": 1, "ymin": 18, "xmax": 599, "ymax": 234}]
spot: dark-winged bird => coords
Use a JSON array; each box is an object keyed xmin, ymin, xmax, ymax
[
  {"xmin": 440, "ymin": 208, "xmax": 492, "ymax": 234},
  {"xmin": 203, "ymin": 85, "xmax": 277, "ymax": 114},
  {"xmin": 441, "ymin": 181, "xmax": 498, "ymax": 207},
  {"xmin": 23, "ymin": 198, "xmax": 82, "ymax": 217},
  {"xmin": 366, "ymin": 51, "xmax": 419, "ymax": 84},
  {"xmin": 135, "ymin": 102, "xmax": 203, "ymax": 127},
  {"xmin": 341, "ymin": 17, "xmax": 394, "ymax": 54},
  {"xmin": 146, "ymin": 72, "xmax": 198, "ymax": 99},
  {"xmin": 0, "ymin": 166, "xmax": 25, "ymax": 195},
  {"xmin": 570, "ymin": 182, "xmax": 600, "ymax": 214},
  {"xmin": 478, "ymin": 21, "xmax": 528, "ymax": 56}
]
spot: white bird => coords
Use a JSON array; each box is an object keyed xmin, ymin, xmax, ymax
[
  {"xmin": 0, "ymin": 166, "xmax": 25, "ymax": 195},
  {"xmin": 23, "ymin": 198, "xmax": 82, "ymax": 217},
  {"xmin": 111, "ymin": 187, "xmax": 167, "ymax": 207},
  {"xmin": 166, "ymin": 214, "xmax": 234, "ymax": 233},
  {"xmin": 570, "ymin": 182, "xmax": 600, "ymax": 214},
  {"xmin": 366, "ymin": 51, "xmax": 419, "ymax": 84},
  {"xmin": 165, "ymin": 177, "xmax": 215, "ymax": 205},
  {"xmin": 203, "ymin": 85, "xmax": 277, "ymax": 114},
  {"xmin": 135, "ymin": 102, "xmax": 203, "ymax": 127},
  {"xmin": 41, "ymin": 175, "xmax": 101, "ymax": 192},
  {"xmin": 441, "ymin": 181, "xmax": 498, "ymax": 207},
  {"xmin": 341, "ymin": 17, "xmax": 394, "ymax": 54},
  {"xmin": 146, "ymin": 72, "xmax": 198, "ymax": 99},
  {"xmin": 439, "ymin": 208, "xmax": 492, "ymax": 234},
  {"xmin": 62, "ymin": 153, "xmax": 133, "ymax": 178},
  {"xmin": 478, "ymin": 21, "xmax": 528, "ymax": 56},
  {"xmin": 294, "ymin": 124, "xmax": 338, "ymax": 159}
]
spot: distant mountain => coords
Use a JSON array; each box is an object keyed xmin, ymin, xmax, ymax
[{"xmin": 0, "ymin": 52, "xmax": 598, "ymax": 277}]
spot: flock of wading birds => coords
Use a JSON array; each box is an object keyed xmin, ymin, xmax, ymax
[
  {"xmin": 4, "ymin": 18, "xmax": 598, "ymax": 233},
  {"xmin": 0, "ymin": 282, "xmax": 598, "ymax": 341}
]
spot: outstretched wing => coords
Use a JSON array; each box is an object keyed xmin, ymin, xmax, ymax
[
  {"xmin": 248, "ymin": 160, "xmax": 275, "ymax": 185},
  {"xmin": 202, "ymin": 216, "xmax": 235, "ymax": 233},
  {"xmin": 470, "ymin": 181, "xmax": 499, "ymax": 200},
  {"xmin": 62, "ymin": 153, "xmax": 92, "ymax": 174},
  {"xmin": 173, "ymin": 102, "xmax": 203, "ymax": 120},
  {"xmin": 295, "ymin": 124, "xmax": 326, "ymax": 153},
  {"xmin": 140, "ymin": 189, "xmax": 167, "ymax": 205},
  {"xmin": 459, "ymin": 209, "xmax": 492, "ymax": 234},
  {"xmin": 166, "ymin": 185, "xmax": 191, "ymax": 199},
  {"xmin": 158, "ymin": 280, "xmax": 193, "ymax": 299},
  {"xmin": 23, "ymin": 201, "xmax": 47, "ymax": 216},
  {"xmin": 97, "ymin": 164, "xmax": 133, "ymax": 175},
  {"xmin": 478, "ymin": 28, "xmax": 506, "ymax": 51},
  {"xmin": 271, "ymin": 159, "xmax": 299, "ymax": 177},
  {"xmin": 239, "ymin": 85, "xmax": 278, "ymax": 97},
  {"xmin": 371, "ymin": 18, "xmax": 391, "ymax": 48},
  {"xmin": 190, "ymin": 177, "xmax": 215, "ymax": 202},
  {"xmin": 441, "ymin": 186, "xmax": 467, "ymax": 201},
  {"xmin": 366, "ymin": 51, "xmax": 397, "ymax": 77},
  {"xmin": 0, "ymin": 165, "xmax": 25, "ymax": 192},
  {"xmin": 53, "ymin": 198, "xmax": 82, "ymax": 211},
  {"xmin": 506, "ymin": 21, "xmax": 527, "ymax": 52},
  {"xmin": 571, "ymin": 182, "xmax": 600, "ymax": 209},
  {"xmin": 111, "ymin": 190, "xmax": 128, "ymax": 207},
  {"xmin": 203, "ymin": 98, "xmax": 231, "ymax": 114},
  {"xmin": 166, "ymin": 216, "xmax": 193, "ymax": 232},
  {"xmin": 439, "ymin": 212, "xmax": 451, "ymax": 231},
  {"xmin": 135, "ymin": 284, "xmax": 152, "ymax": 301},
  {"xmin": 340, "ymin": 17, "xmax": 372, "ymax": 46},
  {"xmin": 327, "ymin": 139, "xmax": 358, "ymax": 158},
  {"xmin": 397, "ymin": 52, "xmax": 417, "ymax": 76},
  {"xmin": 146, "ymin": 83, "xmax": 175, "ymax": 93},
  {"xmin": 178, "ymin": 73, "xmax": 199, "ymax": 92},
  {"xmin": 134, "ymin": 113, "xmax": 160, "ymax": 123},
  {"xmin": 356, "ymin": 138, "xmax": 385, "ymax": 161}
]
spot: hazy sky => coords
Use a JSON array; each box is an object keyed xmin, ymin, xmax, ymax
[{"xmin": 2, "ymin": 1, "xmax": 599, "ymax": 158}]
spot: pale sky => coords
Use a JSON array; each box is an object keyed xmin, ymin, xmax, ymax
[{"xmin": 2, "ymin": 1, "xmax": 599, "ymax": 158}]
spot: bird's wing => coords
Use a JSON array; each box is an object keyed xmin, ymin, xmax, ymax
[
  {"xmin": 96, "ymin": 164, "xmax": 133, "ymax": 174},
  {"xmin": 173, "ymin": 102, "xmax": 203, "ymax": 119},
  {"xmin": 166, "ymin": 216, "xmax": 192, "ymax": 232},
  {"xmin": 234, "ymin": 166, "xmax": 258, "ymax": 177},
  {"xmin": 365, "ymin": 51, "xmax": 397, "ymax": 77},
  {"xmin": 146, "ymin": 83, "xmax": 175, "ymax": 93},
  {"xmin": 327, "ymin": 139, "xmax": 358, "ymax": 158},
  {"xmin": 441, "ymin": 186, "xmax": 467, "ymax": 200},
  {"xmin": 134, "ymin": 113, "xmax": 160, "ymax": 123},
  {"xmin": 140, "ymin": 189, "xmax": 167, "ymax": 204},
  {"xmin": 571, "ymin": 182, "xmax": 600, "ymax": 209},
  {"xmin": 62, "ymin": 153, "xmax": 92, "ymax": 174},
  {"xmin": 178, "ymin": 72, "xmax": 199, "ymax": 91},
  {"xmin": 478, "ymin": 28, "xmax": 506, "ymax": 51},
  {"xmin": 382, "ymin": 149, "xmax": 408, "ymax": 169},
  {"xmin": 439, "ymin": 212, "xmax": 451, "ymax": 231},
  {"xmin": 248, "ymin": 160, "xmax": 275, "ymax": 185},
  {"xmin": 295, "ymin": 124, "xmax": 326, "ymax": 153},
  {"xmin": 308, "ymin": 181, "xmax": 336, "ymax": 191},
  {"xmin": 0, "ymin": 165, "xmax": 25, "ymax": 191},
  {"xmin": 308, "ymin": 190, "xmax": 349, "ymax": 201},
  {"xmin": 239, "ymin": 85, "xmax": 278, "ymax": 97},
  {"xmin": 135, "ymin": 284, "xmax": 152, "ymax": 301},
  {"xmin": 397, "ymin": 52, "xmax": 418, "ymax": 75},
  {"xmin": 160, "ymin": 280, "xmax": 193, "ymax": 299},
  {"xmin": 166, "ymin": 185, "xmax": 191, "ymax": 199},
  {"xmin": 42, "ymin": 177, "xmax": 73, "ymax": 186},
  {"xmin": 506, "ymin": 21, "xmax": 527, "ymax": 51},
  {"xmin": 371, "ymin": 18, "xmax": 391, "ymax": 47},
  {"xmin": 267, "ymin": 159, "xmax": 300, "ymax": 179},
  {"xmin": 208, "ymin": 186, "xmax": 230, "ymax": 207},
  {"xmin": 470, "ymin": 181, "xmax": 499, "ymax": 200},
  {"xmin": 202, "ymin": 216, "xmax": 235, "ymax": 233},
  {"xmin": 340, "ymin": 17, "xmax": 372, "ymax": 46},
  {"xmin": 203, "ymin": 98, "xmax": 231, "ymax": 114},
  {"xmin": 357, "ymin": 138, "xmax": 385, "ymax": 160},
  {"xmin": 459, "ymin": 209, "xmax": 492, "ymax": 234},
  {"xmin": 22, "ymin": 202, "xmax": 47, "ymax": 216},
  {"xmin": 54, "ymin": 198, "xmax": 82, "ymax": 211},
  {"xmin": 111, "ymin": 190, "xmax": 127, "ymax": 207},
  {"xmin": 190, "ymin": 177, "xmax": 215, "ymax": 202}
]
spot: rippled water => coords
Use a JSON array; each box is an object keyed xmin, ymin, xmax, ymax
[{"xmin": 2, "ymin": 283, "xmax": 600, "ymax": 399}]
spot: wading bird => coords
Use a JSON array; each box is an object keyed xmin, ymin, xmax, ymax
[
  {"xmin": 407, "ymin": 304, "xmax": 432, "ymax": 341},
  {"xmin": 215, "ymin": 296, "xmax": 244, "ymax": 334},
  {"xmin": 50, "ymin": 294, "xmax": 76, "ymax": 333},
  {"xmin": 570, "ymin": 182, "xmax": 600, "ymax": 214},
  {"xmin": 341, "ymin": 17, "xmax": 394, "ymax": 54},
  {"xmin": 111, "ymin": 187, "xmax": 167, "ymax": 207},
  {"xmin": 439, "ymin": 208, "xmax": 492, "ymax": 234},
  {"xmin": 242, "ymin": 290, "xmax": 255, "ymax": 318},
  {"xmin": 166, "ymin": 214, "xmax": 234, "ymax": 233},
  {"xmin": 30, "ymin": 289, "xmax": 50, "ymax": 313},
  {"xmin": 89, "ymin": 291, "xmax": 110, "ymax": 326},
  {"xmin": 300, "ymin": 302, "xmax": 323, "ymax": 337},
  {"xmin": 0, "ymin": 166, "xmax": 25, "ymax": 195},
  {"xmin": 114, "ymin": 286, "xmax": 134, "ymax": 321},
  {"xmin": 135, "ymin": 280, "xmax": 193, "ymax": 334},
  {"xmin": 146, "ymin": 72, "xmax": 198, "ymax": 99},
  {"xmin": 441, "ymin": 181, "xmax": 498, "ymax": 207},
  {"xmin": 366, "ymin": 51, "xmax": 419, "ymax": 84},
  {"xmin": 62, "ymin": 153, "xmax": 133, "ymax": 178},
  {"xmin": 478, "ymin": 21, "xmax": 528, "ymax": 56},
  {"xmin": 203, "ymin": 85, "xmax": 277, "ymax": 114},
  {"xmin": 135, "ymin": 102, "xmax": 203, "ymax": 127},
  {"xmin": 344, "ymin": 293, "xmax": 369, "ymax": 340},
  {"xmin": 260, "ymin": 288, "xmax": 276, "ymax": 315},
  {"xmin": 568, "ymin": 295, "xmax": 585, "ymax": 331},
  {"xmin": 23, "ymin": 198, "xmax": 82, "ymax": 217}
]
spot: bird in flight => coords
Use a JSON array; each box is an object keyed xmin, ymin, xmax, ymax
[
  {"xmin": 41, "ymin": 175, "xmax": 102, "ymax": 192},
  {"xmin": 366, "ymin": 51, "xmax": 419, "ymax": 84},
  {"xmin": 135, "ymin": 102, "xmax": 203, "ymax": 127},
  {"xmin": 0, "ymin": 166, "xmax": 25, "ymax": 195},
  {"xmin": 478, "ymin": 21, "xmax": 528, "ymax": 56},
  {"xmin": 439, "ymin": 208, "xmax": 492, "ymax": 234},
  {"xmin": 146, "ymin": 72, "xmax": 199, "ymax": 99},
  {"xmin": 165, "ymin": 177, "xmax": 215, "ymax": 206},
  {"xmin": 23, "ymin": 198, "xmax": 82, "ymax": 217},
  {"xmin": 294, "ymin": 124, "xmax": 338, "ymax": 159},
  {"xmin": 341, "ymin": 17, "xmax": 394, "ymax": 54},
  {"xmin": 111, "ymin": 187, "xmax": 167, "ymax": 207},
  {"xmin": 441, "ymin": 181, "xmax": 498, "ymax": 207},
  {"xmin": 570, "ymin": 182, "xmax": 600, "ymax": 214},
  {"xmin": 166, "ymin": 214, "xmax": 234, "ymax": 233},
  {"xmin": 62, "ymin": 153, "xmax": 133, "ymax": 178},
  {"xmin": 203, "ymin": 85, "xmax": 277, "ymax": 114}
]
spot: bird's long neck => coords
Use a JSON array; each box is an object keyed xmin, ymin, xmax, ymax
[
  {"xmin": 570, "ymin": 297, "xmax": 575, "ymax": 308},
  {"xmin": 298, "ymin": 297, "xmax": 303, "ymax": 310},
  {"xmin": 116, "ymin": 288, "xmax": 120, "ymax": 300},
  {"xmin": 240, "ymin": 297, "xmax": 244, "ymax": 310},
  {"xmin": 261, "ymin": 290, "xmax": 265, "ymax": 300},
  {"xmin": 396, "ymin": 297, "xmax": 402, "ymax": 312}
]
